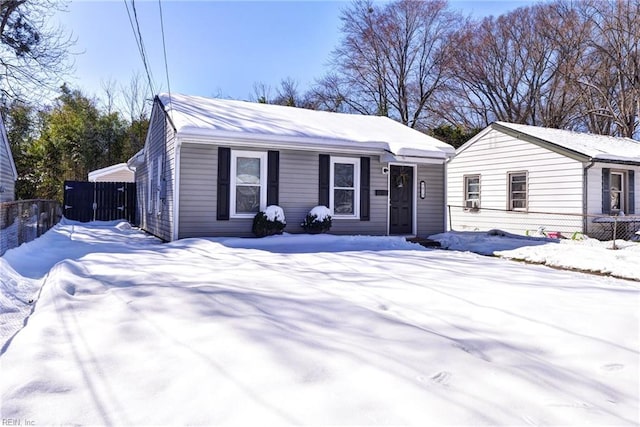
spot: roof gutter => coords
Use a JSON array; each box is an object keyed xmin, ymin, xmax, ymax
[{"xmin": 175, "ymin": 129, "xmax": 451, "ymax": 161}]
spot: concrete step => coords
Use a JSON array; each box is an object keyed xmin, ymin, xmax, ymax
[{"xmin": 406, "ymin": 237, "xmax": 441, "ymax": 248}]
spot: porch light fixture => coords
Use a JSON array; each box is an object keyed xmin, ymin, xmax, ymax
[{"xmin": 420, "ymin": 181, "xmax": 426, "ymax": 199}]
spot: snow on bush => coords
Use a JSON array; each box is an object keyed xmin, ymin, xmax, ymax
[
  {"xmin": 263, "ymin": 205, "xmax": 286, "ymax": 223},
  {"xmin": 301, "ymin": 205, "xmax": 332, "ymax": 234},
  {"xmin": 252, "ymin": 205, "xmax": 286, "ymax": 237}
]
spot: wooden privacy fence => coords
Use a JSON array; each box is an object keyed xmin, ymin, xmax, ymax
[
  {"xmin": 0, "ymin": 199, "xmax": 62, "ymax": 256},
  {"xmin": 63, "ymin": 181, "xmax": 136, "ymax": 224}
]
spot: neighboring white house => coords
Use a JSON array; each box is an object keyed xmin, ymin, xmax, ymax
[
  {"xmin": 0, "ymin": 113, "xmax": 17, "ymax": 203},
  {"xmin": 88, "ymin": 163, "xmax": 135, "ymax": 182},
  {"xmin": 128, "ymin": 93, "xmax": 455, "ymax": 241},
  {"xmin": 447, "ymin": 122, "xmax": 640, "ymax": 238}
]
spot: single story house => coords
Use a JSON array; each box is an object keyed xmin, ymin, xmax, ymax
[
  {"xmin": 128, "ymin": 93, "xmax": 455, "ymax": 241},
  {"xmin": 88, "ymin": 163, "xmax": 135, "ymax": 182},
  {"xmin": 0, "ymin": 114, "xmax": 17, "ymax": 203},
  {"xmin": 447, "ymin": 122, "xmax": 640, "ymax": 238}
]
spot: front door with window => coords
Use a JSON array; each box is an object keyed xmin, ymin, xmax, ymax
[{"xmin": 389, "ymin": 165, "xmax": 414, "ymax": 234}]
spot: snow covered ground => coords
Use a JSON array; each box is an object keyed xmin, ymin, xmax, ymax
[
  {"xmin": 0, "ymin": 221, "xmax": 638, "ymax": 425},
  {"xmin": 430, "ymin": 230, "xmax": 640, "ymax": 281}
]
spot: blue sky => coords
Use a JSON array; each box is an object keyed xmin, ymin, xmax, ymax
[{"xmin": 54, "ymin": 1, "xmax": 535, "ymax": 103}]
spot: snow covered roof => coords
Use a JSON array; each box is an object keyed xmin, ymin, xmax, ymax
[
  {"xmin": 88, "ymin": 163, "xmax": 134, "ymax": 182},
  {"xmin": 126, "ymin": 149, "xmax": 145, "ymax": 171},
  {"xmin": 493, "ymin": 122, "xmax": 640, "ymax": 163},
  {"xmin": 157, "ymin": 93, "xmax": 455, "ymax": 160}
]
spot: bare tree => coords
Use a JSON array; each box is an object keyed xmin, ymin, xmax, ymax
[
  {"xmin": 251, "ymin": 81, "xmax": 272, "ymax": 104},
  {"xmin": 0, "ymin": 0, "xmax": 74, "ymax": 103},
  {"xmin": 120, "ymin": 72, "xmax": 151, "ymax": 158},
  {"xmin": 315, "ymin": 0, "xmax": 461, "ymax": 129},
  {"xmin": 100, "ymin": 78, "xmax": 118, "ymax": 115},
  {"xmin": 572, "ymin": 0, "xmax": 639, "ymax": 138},
  {"xmin": 444, "ymin": 3, "xmax": 588, "ymax": 129},
  {"xmin": 273, "ymin": 77, "xmax": 300, "ymax": 107},
  {"xmin": 306, "ymin": 73, "xmax": 350, "ymax": 113}
]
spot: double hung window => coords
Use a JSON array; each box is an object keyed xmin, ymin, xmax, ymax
[
  {"xmin": 610, "ymin": 171, "xmax": 625, "ymax": 213},
  {"xmin": 464, "ymin": 175, "xmax": 480, "ymax": 209},
  {"xmin": 508, "ymin": 172, "xmax": 528, "ymax": 211},
  {"xmin": 330, "ymin": 157, "xmax": 360, "ymax": 218},
  {"xmin": 230, "ymin": 151, "xmax": 267, "ymax": 217}
]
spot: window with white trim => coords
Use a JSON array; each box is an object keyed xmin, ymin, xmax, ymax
[
  {"xmin": 230, "ymin": 151, "xmax": 267, "ymax": 217},
  {"xmin": 610, "ymin": 171, "xmax": 625, "ymax": 213},
  {"xmin": 508, "ymin": 171, "xmax": 528, "ymax": 211},
  {"xmin": 464, "ymin": 175, "xmax": 480, "ymax": 209},
  {"xmin": 147, "ymin": 164, "xmax": 153, "ymax": 215},
  {"xmin": 330, "ymin": 157, "xmax": 360, "ymax": 218},
  {"xmin": 155, "ymin": 155, "xmax": 162, "ymax": 216}
]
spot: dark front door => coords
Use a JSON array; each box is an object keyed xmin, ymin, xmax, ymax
[{"xmin": 389, "ymin": 165, "xmax": 414, "ymax": 234}]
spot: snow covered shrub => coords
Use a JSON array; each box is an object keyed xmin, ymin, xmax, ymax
[
  {"xmin": 301, "ymin": 206, "xmax": 332, "ymax": 234},
  {"xmin": 252, "ymin": 205, "xmax": 286, "ymax": 237}
]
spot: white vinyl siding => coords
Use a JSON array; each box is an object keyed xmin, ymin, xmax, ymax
[
  {"xmin": 0, "ymin": 119, "xmax": 16, "ymax": 202},
  {"xmin": 230, "ymin": 151, "xmax": 267, "ymax": 218},
  {"xmin": 178, "ymin": 147, "xmax": 403, "ymax": 238},
  {"xmin": 416, "ymin": 163, "xmax": 446, "ymax": 237},
  {"xmin": 447, "ymin": 128, "xmax": 584, "ymax": 235},
  {"xmin": 135, "ymin": 101, "xmax": 175, "ymax": 241},
  {"xmin": 330, "ymin": 156, "xmax": 360, "ymax": 218}
]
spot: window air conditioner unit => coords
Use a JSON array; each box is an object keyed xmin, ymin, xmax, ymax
[{"xmin": 465, "ymin": 199, "xmax": 479, "ymax": 209}]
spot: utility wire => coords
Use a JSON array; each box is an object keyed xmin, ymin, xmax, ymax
[
  {"xmin": 124, "ymin": 0, "xmax": 156, "ymax": 95},
  {"xmin": 158, "ymin": 0, "xmax": 173, "ymax": 116}
]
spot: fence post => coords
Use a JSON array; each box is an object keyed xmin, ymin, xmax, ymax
[{"xmin": 612, "ymin": 217, "xmax": 618, "ymax": 250}]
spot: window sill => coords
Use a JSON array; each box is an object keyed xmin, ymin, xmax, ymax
[{"xmin": 230, "ymin": 214, "xmax": 257, "ymax": 219}]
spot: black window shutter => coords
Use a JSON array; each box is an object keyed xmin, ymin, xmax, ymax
[
  {"xmin": 319, "ymin": 154, "xmax": 330, "ymax": 207},
  {"xmin": 267, "ymin": 151, "xmax": 280, "ymax": 206},
  {"xmin": 628, "ymin": 170, "xmax": 635, "ymax": 214},
  {"xmin": 217, "ymin": 147, "xmax": 231, "ymax": 220},
  {"xmin": 602, "ymin": 168, "xmax": 611, "ymax": 214},
  {"xmin": 360, "ymin": 157, "xmax": 370, "ymax": 221}
]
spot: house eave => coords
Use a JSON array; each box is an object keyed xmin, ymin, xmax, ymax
[
  {"xmin": 88, "ymin": 163, "xmax": 132, "ymax": 181},
  {"xmin": 175, "ymin": 128, "xmax": 451, "ymax": 162},
  {"xmin": 590, "ymin": 158, "xmax": 640, "ymax": 167}
]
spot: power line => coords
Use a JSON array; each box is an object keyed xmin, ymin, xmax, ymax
[
  {"xmin": 158, "ymin": 0, "xmax": 172, "ymax": 107},
  {"xmin": 123, "ymin": 0, "xmax": 156, "ymax": 95}
]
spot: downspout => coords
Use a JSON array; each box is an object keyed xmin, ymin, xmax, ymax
[
  {"xmin": 583, "ymin": 159, "xmax": 595, "ymax": 234},
  {"xmin": 444, "ymin": 154, "xmax": 453, "ymax": 231},
  {"xmin": 172, "ymin": 136, "xmax": 182, "ymax": 241}
]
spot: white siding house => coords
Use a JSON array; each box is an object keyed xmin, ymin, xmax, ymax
[
  {"xmin": 128, "ymin": 93, "xmax": 455, "ymax": 241},
  {"xmin": 0, "ymin": 114, "xmax": 17, "ymax": 203},
  {"xmin": 447, "ymin": 122, "xmax": 640, "ymax": 238}
]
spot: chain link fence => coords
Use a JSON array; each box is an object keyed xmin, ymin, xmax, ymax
[
  {"xmin": 0, "ymin": 200, "xmax": 62, "ymax": 256},
  {"xmin": 447, "ymin": 205, "xmax": 640, "ymax": 243}
]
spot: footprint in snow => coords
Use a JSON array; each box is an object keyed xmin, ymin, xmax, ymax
[
  {"xmin": 430, "ymin": 371, "xmax": 451, "ymax": 385},
  {"xmin": 417, "ymin": 371, "xmax": 451, "ymax": 386},
  {"xmin": 601, "ymin": 363, "xmax": 624, "ymax": 371}
]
